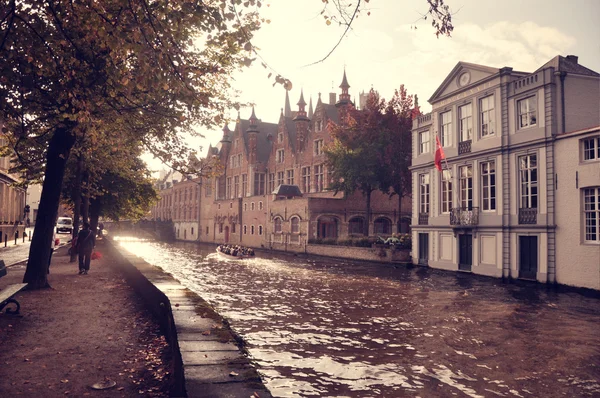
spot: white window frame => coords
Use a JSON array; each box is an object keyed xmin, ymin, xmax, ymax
[
  {"xmin": 480, "ymin": 95, "xmax": 495, "ymax": 137},
  {"xmin": 268, "ymin": 173, "xmax": 275, "ymax": 193},
  {"xmin": 419, "ymin": 173, "xmax": 430, "ymax": 214},
  {"xmin": 314, "ymin": 164, "xmax": 324, "ymax": 192},
  {"xmin": 277, "ymin": 171, "xmax": 284, "ymax": 186},
  {"xmin": 458, "ymin": 103, "xmax": 473, "ymax": 142},
  {"xmin": 314, "ymin": 139, "xmax": 324, "ymax": 156},
  {"xmin": 274, "ymin": 217, "xmax": 282, "ymax": 233},
  {"xmin": 582, "ymin": 137, "xmax": 600, "ymax": 162},
  {"xmin": 278, "ymin": 132, "xmax": 284, "ymax": 143},
  {"xmin": 302, "ymin": 167, "xmax": 311, "ymax": 193},
  {"xmin": 459, "ymin": 165, "xmax": 473, "ymax": 209},
  {"xmin": 291, "ymin": 217, "xmax": 300, "ymax": 234},
  {"xmin": 277, "ymin": 149, "xmax": 285, "ymax": 163},
  {"xmin": 419, "ymin": 130, "xmax": 430, "ymax": 154},
  {"xmin": 517, "ymin": 96, "xmax": 537, "ymax": 129},
  {"xmin": 519, "ymin": 154, "xmax": 538, "ymax": 209},
  {"xmin": 481, "ymin": 160, "xmax": 496, "ymax": 211},
  {"xmin": 286, "ymin": 169, "xmax": 294, "ymax": 185},
  {"xmin": 440, "ymin": 111, "xmax": 452, "ymax": 147},
  {"xmin": 234, "ymin": 175, "xmax": 240, "ymax": 198},
  {"xmin": 441, "ymin": 169, "xmax": 452, "ymax": 214},
  {"xmin": 584, "ymin": 188, "xmax": 600, "ymax": 243}
]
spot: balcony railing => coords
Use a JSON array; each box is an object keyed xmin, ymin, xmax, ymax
[
  {"xmin": 458, "ymin": 139, "xmax": 472, "ymax": 155},
  {"xmin": 418, "ymin": 213, "xmax": 429, "ymax": 225},
  {"xmin": 450, "ymin": 207, "xmax": 479, "ymax": 226},
  {"xmin": 519, "ymin": 208, "xmax": 537, "ymax": 224}
]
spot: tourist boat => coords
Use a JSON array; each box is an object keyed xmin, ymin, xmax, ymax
[{"xmin": 216, "ymin": 245, "xmax": 255, "ymax": 260}]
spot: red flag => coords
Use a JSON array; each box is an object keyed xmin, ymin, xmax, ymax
[{"xmin": 434, "ymin": 135, "xmax": 445, "ymax": 171}]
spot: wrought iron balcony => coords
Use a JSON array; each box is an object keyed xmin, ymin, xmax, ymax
[
  {"xmin": 450, "ymin": 207, "xmax": 479, "ymax": 226},
  {"xmin": 458, "ymin": 139, "xmax": 472, "ymax": 155},
  {"xmin": 519, "ymin": 208, "xmax": 537, "ymax": 224},
  {"xmin": 418, "ymin": 213, "xmax": 429, "ymax": 225}
]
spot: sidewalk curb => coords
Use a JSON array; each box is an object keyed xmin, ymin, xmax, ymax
[{"xmin": 106, "ymin": 238, "xmax": 272, "ymax": 398}]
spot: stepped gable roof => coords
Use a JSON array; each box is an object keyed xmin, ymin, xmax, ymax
[
  {"xmin": 237, "ymin": 118, "xmax": 277, "ymax": 164},
  {"xmin": 535, "ymin": 55, "xmax": 599, "ymax": 77},
  {"xmin": 272, "ymin": 184, "xmax": 303, "ymax": 197}
]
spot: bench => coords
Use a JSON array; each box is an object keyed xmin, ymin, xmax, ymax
[{"xmin": 0, "ymin": 260, "xmax": 28, "ymax": 315}]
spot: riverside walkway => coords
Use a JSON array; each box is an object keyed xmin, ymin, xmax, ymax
[{"xmin": 0, "ymin": 237, "xmax": 271, "ymax": 397}]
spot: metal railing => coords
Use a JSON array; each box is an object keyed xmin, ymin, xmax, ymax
[
  {"xmin": 519, "ymin": 208, "xmax": 537, "ymax": 224},
  {"xmin": 450, "ymin": 207, "xmax": 479, "ymax": 226},
  {"xmin": 458, "ymin": 139, "xmax": 472, "ymax": 155}
]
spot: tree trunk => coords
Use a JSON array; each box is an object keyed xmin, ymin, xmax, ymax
[
  {"xmin": 23, "ymin": 125, "xmax": 76, "ymax": 289},
  {"xmin": 397, "ymin": 192, "xmax": 403, "ymax": 234},
  {"xmin": 70, "ymin": 155, "xmax": 84, "ymax": 263},
  {"xmin": 364, "ymin": 189, "xmax": 372, "ymax": 236},
  {"xmin": 89, "ymin": 197, "xmax": 101, "ymax": 234},
  {"xmin": 81, "ymin": 168, "xmax": 90, "ymax": 224}
]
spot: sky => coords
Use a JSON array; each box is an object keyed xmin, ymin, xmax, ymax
[{"xmin": 146, "ymin": 0, "xmax": 600, "ymax": 173}]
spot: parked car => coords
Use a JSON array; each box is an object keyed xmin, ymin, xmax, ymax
[{"xmin": 56, "ymin": 217, "xmax": 73, "ymax": 234}]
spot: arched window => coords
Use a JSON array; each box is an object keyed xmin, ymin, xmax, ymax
[
  {"xmin": 251, "ymin": 225, "xmax": 255, "ymax": 235},
  {"xmin": 348, "ymin": 217, "xmax": 365, "ymax": 235},
  {"xmin": 291, "ymin": 217, "xmax": 300, "ymax": 234},
  {"xmin": 244, "ymin": 203, "xmax": 247, "ymax": 211},
  {"xmin": 259, "ymin": 201, "xmax": 263, "ymax": 210},
  {"xmin": 259, "ymin": 225, "xmax": 263, "ymax": 235},
  {"xmin": 317, "ymin": 216, "xmax": 338, "ymax": 239},
  {"xmin": 274, "ymin": 217, "xmax": 282, "ymax": 233},
  {"xmin": 243, "ymin": 225, "xmax": 247, "ymax": 234},
  {"xmin": 374, "ymin": 217, "xmax": 392, "ymax": 234}
]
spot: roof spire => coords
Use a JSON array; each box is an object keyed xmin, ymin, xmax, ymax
[
  {"xmin": 308, "ymin": 96, "xmax": 314, "ymax": 119},
  {"xmin": 249, "ymin": 106, "xmax": 258, "ymax": 126},
  {"xmin": 284, "ymin": 89, "xmax": 292, "ymax": 117}
]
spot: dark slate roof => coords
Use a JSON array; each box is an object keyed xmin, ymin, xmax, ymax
[
  {"xmin": 322, "ymin": 103, "xmax": 340, "ymax": 125},
  {"xmin": 237, "ymin": 118, "xmax": 277, "ymax": 164},
  {"xmin": 535, "ymin": 55, "xmax": 599, "ymax": 77},
  {"xmin": 283, "ymin": 116, "xmax": 298, "ymax": 153},
  {"xmin": 272, "ymin": 184, "xmax": 303, "ymax": 197}
]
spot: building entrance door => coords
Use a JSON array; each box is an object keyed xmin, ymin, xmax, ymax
[
  {"xmin": 418, "ymin": 233, "xmax": 429, "ymax": 265},
  {"xmin": 519, "ymin": 236, "xmax": 538, "ymax": 280},
  {"xmin": 458, "ymin": 234, "xmax": 473, "ymax": 271},
  {"xmin": 224, "ymin": 226, "xmax": 230, "ymax": 243}
]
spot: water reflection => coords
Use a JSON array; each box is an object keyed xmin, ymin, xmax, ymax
[{"xmin": 118, "ymin": 238, "xmax": 600, "ymax": 397}]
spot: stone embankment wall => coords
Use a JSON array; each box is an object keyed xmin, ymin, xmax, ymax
[{"xmin": 303, "ymin": 244, "xmax": 411, "ymax": 264}]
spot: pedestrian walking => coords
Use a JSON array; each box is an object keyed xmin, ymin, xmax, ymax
[{"xmin": 76, "ymin": 222, "xmax": 95, "ymax": 275}]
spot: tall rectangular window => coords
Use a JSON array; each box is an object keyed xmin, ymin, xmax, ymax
[
  {"xmin": 234, "ymin": 176, "xmax": 239, "ymax": 198},
  {"xmin": 419, "ymin": 174, "xmax": 430, "ymax": 214},
  {"xmin": 286, "ymin": 169, "xmax": 294, "ymax": 185},
  {"xmin": 440, "ymin": 111, "xmax": 452, "ymax": 147},
  {"xmin": 518, "ymin": 96, "xmax": 537, "ymax": 129},
  {"xmin": 254, "ymin": 173, "xmax": 265, "ymax": 195},
  {"xmin": 584, "ymin": 187, "xmax": 600, "ymax": 242},
  {"xmin": 237, "ymin": 153, "xmax": 242, "ymax": 166},
  {"xmin": 314, "ymin": 139, "xmax": 324, "ymax": 156},
  {"xmin": 242, "ymin": 174, "xmax": 248, "ymax": 197},
  {"xmin": 226, "ymin": 177, "xmax": 232, "ymax": 199},
  {"xmin": 458, "ymin": 103, "xmax": 472, "ymax": 142},
  {"xmin": 314, "ymin": 164, "xmax": 324, "ymax": 192},
  {"xmin": 302, "ymin": 167, "xmax": 311, "ymax": 193},
  {"xmin": 480, "ymin": 95, "xmax": 495, "ymax": 137},
  {"xmin": 205, "ymin": 179, "xmax": 212, "ymax": 197},
  {"xmin": 583, "ymin": 137, "xmax": 600, "ymax": 161},
  {"xmin": 268, "ymin": 173, "xmax": 275, "ymax": 193},
  {"xmin": 459, "ymin": 165, "xmax": 473, "ymax": 209},
  {"xmin": 441, "ymin": 169, "xmax": 453, "ymax": 214},
  {"xmin": 519, "ymin": 154, "xmax": 538, "ymax": 209},
  {"xmin": 277, "ymin": 171, "xmax": 284, "ymax": 186},
  {"xmin": 481, "ymin": 161, "xmax": 496, "ymax": 211},
  {"xmin": 419, "ymin": 130, "xmax": 430, "ymax": 154},
  {"xmin": 277, "ymin": 149, "xmax": 285, "ymax": 163}
]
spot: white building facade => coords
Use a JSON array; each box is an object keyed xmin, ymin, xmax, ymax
[{"xmin": 411, "ymin": 55, "xmax": 600, "ymax": 289}]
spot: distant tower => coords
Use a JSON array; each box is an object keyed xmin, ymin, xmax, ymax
[
  {"xmin": 335, "ymin": 68, "xmax": 351, "ymax": 107},
  {"xmin": 293, "ymin": 89, "xmax": 310, "ymax": 152},
  {"xmin": 308, "ymin": 96, "xmax": 314, "ymax": 119},
  {"xmin": 284, "ymin": 89, "xmax": 292, "ymax": 117},
  {"xmin": 246, "ymin": 107, "xmax": 259, "ymax": 164}
]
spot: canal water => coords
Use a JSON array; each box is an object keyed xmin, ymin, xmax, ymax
[{"xmin": 116, "ymin": 238, "xmax": 600, "ymax": 398}]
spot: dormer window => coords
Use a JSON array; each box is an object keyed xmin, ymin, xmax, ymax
[
  {"xmin": 277, "ymin": 149, "xmax": 285, "ymax": 163},
  {"xmin": 316, "ymin": 120, "xmax": 323, "ymax": 132},
  {"xmin": 278, "ymin": 132, "xmax": 284, "ymax": 143}
]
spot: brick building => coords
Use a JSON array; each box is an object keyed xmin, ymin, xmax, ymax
[
  {"xmin": 150, "ymin": 71, "xmax": 412, "ymax": 249},
  {"xmin": 0, "ymin": 126, "xmax": 27, "ymax": 239}
]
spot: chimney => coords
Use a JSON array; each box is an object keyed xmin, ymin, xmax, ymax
[
  {"xmin": 566, "ymin": 55, "xmax": 578, "ymax": 64},
  {"xmin": 329, "ymin": 92, "xmax": 336, "ymax": 105}
]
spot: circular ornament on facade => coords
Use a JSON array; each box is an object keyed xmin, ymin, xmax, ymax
[{"xmin": 458, "ymin": 72, "xmax": 471, "ymax": 87}]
